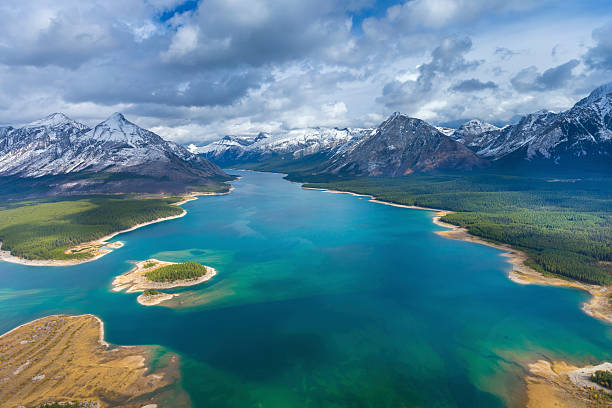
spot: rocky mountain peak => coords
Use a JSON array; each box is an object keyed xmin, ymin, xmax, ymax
[
  {"xmin": 25, "ymin": 113, "xmax": 88, "ymax": 131},
  {"xmin": 456, "ymin": 119, "xmax": 499, "ymax": 134},
  {"xmin": 576, "ymin": 82, "xmax": 612, "ymax": 107},
  {"xmin": 322, "ymin": 112, "xmax": 486, "ymax": 176},
  {"xmin": 82, "ymin": 112, "xmax": 164, "ymax": 146}
]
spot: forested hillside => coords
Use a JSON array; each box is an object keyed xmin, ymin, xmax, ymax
[{"xmin": 0, "ymin": 197, "xmax": 185, "ymax": 260}]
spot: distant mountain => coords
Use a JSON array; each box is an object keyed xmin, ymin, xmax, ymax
[
  {"xmin": 196, "ymin": 82, "xmax": 612, "ymax": 176},
  {"xmin": 200, "ymin": 127, "xmax": 371, "ymax": 167},
  {"xmin": 0, "ymin": 113, "xmax": 230, "ymax": 195},
  {"xmin": 434, "ymin": 126, "xmax": 456, "ymax": 137},
  {"xmin": 450, "ymin": 119, "xmax": 500, "ymax": 147},
  {"xmin": 451, "ymin": 83, "xmax": 612, "ymax": 169},
  {"xmin": 320, "ymin": 113, "xmax": 486, "ymax": 176}
]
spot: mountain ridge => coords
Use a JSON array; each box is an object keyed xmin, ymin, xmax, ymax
[
  {"xmin": 0, "ymin": 112, "xmax": 231, "ymax": 195},
  {"xmin": 200, "ymin": 126, "xmax": 371, "ymax": 168},
  {"xmin": 197, "ymin": 82, "xmax": 612, "ymax": 175}
]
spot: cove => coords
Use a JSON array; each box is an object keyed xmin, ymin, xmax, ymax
[{"xmin": 0, "ymin": 170, "xmax": 610, "ymax": 407}]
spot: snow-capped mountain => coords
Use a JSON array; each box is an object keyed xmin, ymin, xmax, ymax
[
  {"xmin": 434, "ymin": 126, "xmax": 456, "ymax": 137},
  {"xmin": 321, "ymin": 113, "xmax": 486, "ymax": 176},
  {"xmin": 175, "ymin": 82, "xmax": 612, "ymax": 176},
  {"xmin": 0, "ymin": 112, "xmax": 228, "ymax": 183},
  {"xmin": 465, "ymin": 110, "xmax": 559, "ymax": 159},
  {"xmin": 450, "ymin": 119, "xmax": 500, "ymax": 147},
  {"xmin": 0, "ymin": 113, "xmax": 89, "ymax": 177},
  {"xmin": 200, "ymin": 127, "xmax": 371, "ymax": 167},
  {"xmin": 450, "ymin": 83, "xmax": 612, "ymax": 167}
]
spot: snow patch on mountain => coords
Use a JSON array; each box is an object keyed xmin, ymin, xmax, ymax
[{"xmin": 435, "ymin": 126, "xmax": 455, "ymax": 136}]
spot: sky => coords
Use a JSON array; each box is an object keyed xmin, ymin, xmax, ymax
[{"xmin": 0, "ymin": 0, "xmax": 611, "ymax": 144}]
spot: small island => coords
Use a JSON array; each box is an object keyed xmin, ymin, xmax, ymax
[
  {"xmin": 112, "ymin": 259, "xmax": 217, "ymax": 306},
  {"xmin": 137, "ymin": 289, "xmax": 177, "ymax": 306}
]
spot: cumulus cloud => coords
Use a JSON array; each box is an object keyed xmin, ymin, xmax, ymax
[
  {"xmin": 377, "ymin": 37, "xmax": 480, "ymax": 110},
  {"xmin": 584, "ymin": 22, "xmax": 612, "ymax": 71},
  {"xmin": 450, "ymin": 79, "xmax": 498, "ymax": 92},
  {"xmin": 511, "ymin": 59, "xmax": 580, "ymax": 92},
  {"xmin": 0, "ymin": 0, "xmax": 608, "ymax": 142}
]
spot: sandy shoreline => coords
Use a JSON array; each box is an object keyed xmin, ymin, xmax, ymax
[
  {"xmin": 0, "ymin": 188, "xmax": 232, "ymax": 267},
  {"xmin": 307, "ymin": 186, "xmax": 611, "ymax": 324}
]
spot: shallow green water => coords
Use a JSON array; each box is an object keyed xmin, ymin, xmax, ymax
[{"xmin": 1, "ymin": 171, "xmax": 610, "ymax": 407}]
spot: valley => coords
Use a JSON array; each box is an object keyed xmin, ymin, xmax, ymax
[
  {"xmin": 2, "ymin": 2, "xmax": 610, "ymax": 407},
  {"xmin": 0, "ymin": 83, "xmax": 611, "ymax": 407}
]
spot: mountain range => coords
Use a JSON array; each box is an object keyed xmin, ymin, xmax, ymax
[
  {"xmin": 0, "ymin": 113, "xmax": 230, "ymax": 195},
  {"xmin": 459, "ymin": 83, "xmax": 612, "ymax": 169},
  {"xmin": 198, "ymin": 127, "xmax": 371, "ymax": 168},
  {"xmin": 199, "ymin": 82, "xmax": 612, "ymax": 175},
  {"xmin": 1, "ymin": 82, "xmax": 609, "ymax": 196}
]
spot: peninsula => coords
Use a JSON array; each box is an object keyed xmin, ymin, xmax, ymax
[
  {"xmin": 0, "ymin": 314, "xmax": 185, "ymax": 407},
  {"xmin": 112, "ymin": 259, "xmax": 217, "ymax": 306},
  {"xmin": 0, "ymin": 189, "xmax": 231, "ymax": 267}
]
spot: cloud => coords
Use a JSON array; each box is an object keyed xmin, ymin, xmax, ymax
[
  {"xmin": 160, "ymin": 0, "xmax": 354, "ymax": 68},
  {"xmin": 365, "ymin": 0, "xmax": 549, "ymax": 32},
  {"xmin": 584, "ymin": 22, "xmax": 612, "ymax": 71},
  {"xmin": 511, "ymin": 59, "xmax": 580, "ymax": 92},
  {"xmin": 0, "ymin": 3, "xmax": 123, "ymax": 69},
  {"xmin": 450, "ymin": 79, "xmax": 498, "ymax": 92},
  {"xmin": 162, "ymin": 25, "xmax": 200, "ymax": 59},
  {"xmin": 377, "ymin": 36, "xmax": 480, "ymax": 110},
  {"xmin": 0, "ymin": 0, "xmax": 608, "ymax": 143},
  {"xmin": 494, "ymin": 47, "xmax": 518, "ymax": 60}
]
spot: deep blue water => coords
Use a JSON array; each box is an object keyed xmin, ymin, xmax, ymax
[{"xmin": 0, "ymin": 171, "xmax": 610, "ymax": 407}]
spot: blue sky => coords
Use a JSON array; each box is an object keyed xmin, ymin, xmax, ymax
[{"xmin": 0, "ymin": 0, "xmax": 610, "ymax": 143}]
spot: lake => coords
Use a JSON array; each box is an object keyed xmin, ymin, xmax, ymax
[{"xmin": 0, "ymin": 170, "xmax": 610, "ymax": 407}]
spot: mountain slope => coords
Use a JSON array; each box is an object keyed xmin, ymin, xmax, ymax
[
  {"xmin": 321, "ymin": 113, "xmax": 486, "ymax": 176},
  {"xmin": 0, "ymin": 113, "xmax": 90, "ymax": 177}
]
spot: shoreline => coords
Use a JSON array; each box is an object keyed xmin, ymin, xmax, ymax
[
  {"xmin": 0, "ymin": 188, "xmax": 233, "ymax": 267},
  {"xmin": 0, "ymin": 313, "xmax": 110, "ymax": 347},
  {"xmin": 306, "ymin": 186, "xmax": 611, "ymax": 324}
]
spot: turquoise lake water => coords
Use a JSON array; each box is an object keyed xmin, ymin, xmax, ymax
[{"xmin": 0, "ymin": 170, "xmax": 611, "ymax": 407}]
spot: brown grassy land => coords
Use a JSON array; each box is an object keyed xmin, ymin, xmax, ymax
[{"xmin": 0, "ymin": 314, "xmax": 187, "ymax": 408}]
